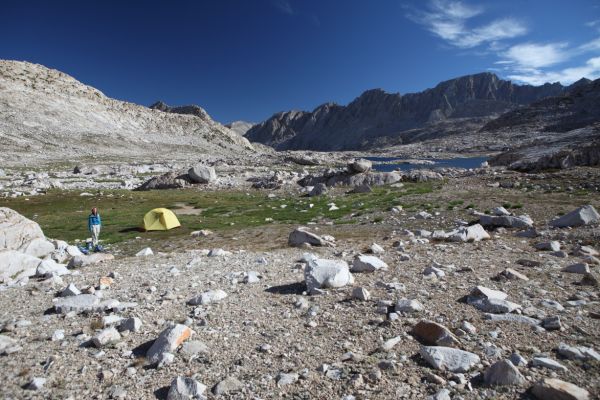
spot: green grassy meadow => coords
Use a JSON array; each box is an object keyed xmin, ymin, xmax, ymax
[{"xmin": 0, "ymin": 182, "xmax": 439, "ymax": 248}]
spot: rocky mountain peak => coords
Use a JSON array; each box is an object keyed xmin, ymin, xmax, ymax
[{"xmin": 245, "ymin": 72, "xmax": 571, "ymax": 151}]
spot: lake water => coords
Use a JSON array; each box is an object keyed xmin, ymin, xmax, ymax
[{"xmin": 366, "ymin": 156, "xmax": 488, "ymax": 172}]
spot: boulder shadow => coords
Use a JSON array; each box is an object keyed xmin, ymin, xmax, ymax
[
  {"xmin": 153, "ymin": 386, "xmax": 170, "ymax": 399},
  {"xmin": 132, "ymin": 339, "xmax": 155, "ymax": 357},
  {"xmin": 119, "ymin": 227, "xmax": 144, "ymax": 233},
  {"xmin": 265, "ymin": 282, "xmax": 305, "ymax": 295}
]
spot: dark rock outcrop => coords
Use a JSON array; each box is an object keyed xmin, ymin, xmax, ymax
[{"xmin": 150, "ymin": 101, "xmax": 210, "ymax": 120}]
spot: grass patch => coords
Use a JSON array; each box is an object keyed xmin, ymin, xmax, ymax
[{"xmin": 1, "ymin": 182, "xmax": 440, "ymax": 246}]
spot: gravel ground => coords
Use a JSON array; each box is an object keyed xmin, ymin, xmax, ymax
[{"xmin": 1, "ymin": 169, "xmax": 599, "ymax": 400}]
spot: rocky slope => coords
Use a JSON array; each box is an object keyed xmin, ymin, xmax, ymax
[
  {"xmin": 245, "ymin": 73, "xmax": 575, "ymax": 151},
  {"xmin": 0, "ymin": 60, "xmax": 254, "ymax": 166},
  {"xmin": 485, "ymin": 79, "xmax": 600, "ymax": 171}
]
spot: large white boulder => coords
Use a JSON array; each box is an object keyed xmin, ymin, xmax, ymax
[
  {"xmin": 304, "ymin": 258, "xmax": 354, "ymax": 294},
  {"xmin": 188, "ymin": 164, "xmax": 216, "ymax": 184},
  {"xmin": 288, "ymin": 227, "xmax": 334, "ymax": 247},
  {"xmin": 0, "ymin": 207, "xmax": 53, "ymax": 257},
  {"xmin": 0, "ymin": 250, "xmax": 41, "ymax": 283}
]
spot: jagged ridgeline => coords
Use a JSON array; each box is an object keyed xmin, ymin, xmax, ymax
[
  {"xmin": 0, "ymin": 60, "xmax": 254, "ymax": 164},
  {"xmin": 245, "ymin": 73, "xmax": 591, "ymax": 151}
]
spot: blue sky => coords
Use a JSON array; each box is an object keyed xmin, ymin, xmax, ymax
[{"xmin": 1, "ymin": 0, "xmax": 599, "ymax": 123}]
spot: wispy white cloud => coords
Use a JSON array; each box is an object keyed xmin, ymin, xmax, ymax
[
  {"xmin": 502, "ymin": 42, "xmax": 569, "ymax": 69},
  {"xmin": 578, "ymin": 36, "xmax": 600, "ymax": 52},
  {"xmin": 408, "ymin": 0, "xmax": 527, "ymax": 48},
  {"xmin": 508, "ymin": 56, "xmax": 600, "ymax": 85},
  {"xmin": 272, "ymin": 0, "xmax": 293, "ymax": 15},
  {"xmin": 408, "ymin": 0, "xmax": 598, "ymax": 85}
]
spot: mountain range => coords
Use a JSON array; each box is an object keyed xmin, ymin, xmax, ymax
[{"xmin": 244, "ymin": 73, "xmax": 591, "ymax": 151}]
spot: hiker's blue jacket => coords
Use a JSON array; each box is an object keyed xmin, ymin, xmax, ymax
[{"xmin": 88, "ymin": 214, "xmax": 101, "ymax": 231}]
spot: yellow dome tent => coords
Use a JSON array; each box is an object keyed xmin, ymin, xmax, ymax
[{"xmin": 142, "ymin": 208, "xmax": 181, "ymax": 231}]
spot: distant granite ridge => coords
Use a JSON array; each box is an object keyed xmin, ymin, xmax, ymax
[
  {"xmin": 149, "ymin": 101, "xmax": 210, "ymax": 120},
  {"xmin": 245, "ymin": 72, "xmax": 587, "ymax": 151}
]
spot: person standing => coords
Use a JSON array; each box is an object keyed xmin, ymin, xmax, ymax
[{"xmin": 88, "ymin": 207, "xmax": 102, "ymax": 250}]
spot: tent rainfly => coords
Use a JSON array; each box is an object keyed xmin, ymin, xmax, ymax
[{"xmin": 142, "ymin": 208, "xmax": 181, "ymax": 231}]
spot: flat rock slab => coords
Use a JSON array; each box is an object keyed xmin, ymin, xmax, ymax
[
  {"xmin": 53, "ymin": 294, "xmax": 121, "ymax": 314},
  {"xmin": 531, "ymin": 378, "xmax": 590, "ymax": 400},
  {"xmin": 67, "ymin": 253, "xmax": 114, "ymax": 268},
  {"xmin": 471, "ymin": 298, "xmax": 521, "ymax": 314},
  {"xmin": 188, "ymin": 290, "xmax": 228, "ymax": 305},
  {"xmin": 479, "ymin": 214, "xmax": 533, "ymax": 229},
  {"xmin": 483, "ymin": 313, "xmax": 541, "ymax": 325},
  {"xmin": 351, "ymin": 254, "xmax": 388, "ymax": 272},
  {"xmin": 470, "ymin": 286, "xmax": 508, "ymax": 301},
  {"xmin": 288, "ymin": 227, "xmax": 333, "ymax": 247},
  {"xmin": 420, "ymin": 346, "xmax": 480, "ymax": 372},
  {"xmin": 550, "ymin": 205, "xmax": 599, "ymax": 228},
  {"xmin": 532, "ymin": 357, "xmax": 568, "ymax": 372},
  {"xmin": 146, "ymin": 324, "xmax": 193, "ymax": 364}
]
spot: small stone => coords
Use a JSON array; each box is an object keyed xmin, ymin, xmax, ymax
[
  {"xmin": 412, "ymin": 320, "xmax": 460, "ymax": 347},
  {"xmin": 420, "ymin": 346, "xmax": 480, "ymax": 372},
  {"xmin": 351, "ymin": 287, "xmax": 371, "ymax": 301},
  {"xmin": 483, "ymin": 359, "xmax": 526, "ymax": 386},
  {"xmin": 101, "ymin": 315, "xmax": 124, "ymax": 328},
  {"xmin": 135, "ymin": 247, "xmax": 153, "ymax": 257},
  {"xmin": 427, "ymin": 389, "xmax": 451, "ymax": 400},
  {"xmin": 60, "ymin": 283, "xmax": 81, "ymax": 297},
  {"xmin": 535, "ymin": 241, "xmax": 561, "ymax": 252},
  {"xmin": 167, "ymin": 376, "xmax": 207, "ymax": 400},
  {"xmin": 509, "ymin": 353, "xmax": 527, "ymax": 367},
  {"xmin": 107, "ymin": 385, "xmax": 127, "ymax": 399},
  {"xmin": 381, "ymin": 336, "xmax": 402, "ymax": 351},
  {"xmin": 146, "ymin": 324, "xmax": 193, "ymax": 365},
  {"xmin": 563, "ymin": 263, "xmax": 590, "ymax": 274},
  {"xmin": 92, "ymin": 327, "xmax": 121, "ymax": 348},
  {"xmin": 542, "ymin": 315, "xmax": 562, "ymax": 330},
  {"xmin": 188, "ymin": 290, "xmax": 228, "ymax": 305},
  {"xmin": 25, "ymin": 377, "xmax": 46, "ymax": 390},
  {"xmin": 395, "ymin": 299, "xmax": 424, "ymax": 313},
  {"xmin": 498, "ymin": 268, "xmax": 529, "ymax": 281},
  {"xmin": 276, "ymin": 372, "xmax": 299, "ymax": 386},
  {"xmin": 460, "ymin": 321, "xmax": 477, "ymax": 334},
  {"xmin": 243, "ymin": 271, "xmax": 260, "ymax": 284},
  {"xmin": 98, "ymin": 276, "xmax": 114, "ymax": 289},
  {"xmin": 532, "ymin": 357, "xmax": 568, "ymax": 372},
  {"xmin": 118, "ymin": 317, "xmax": 142, "ymax": 333},
  {"xmin": 212, "ymin": 376, "xmax": 243, "ymax": 396},
  {"xmin": 51, "ymin": 329, "xmax": 65, "ymax": 341}
]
